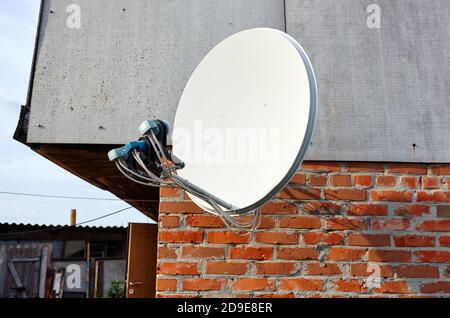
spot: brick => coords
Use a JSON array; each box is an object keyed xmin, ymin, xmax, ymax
[
  {"xmin": 348, "ymin": 234, "xmax": 391, "ymax": 247},
  {"xmin": 221, "ymin": 215, "xmax": 274, "ymax": 229},
  {"xmin": 422, "ymin": 177, "xmax": 441, "ymax": 189},
  {"xmin": 394, "ymin": 235, "xmax": 435, "ymax": 247},
  {"xmin": 346, "ymin": 162, "xmax": 384, "ymax": 173},
  {"xmin": 303, "ymin": 232, "xmax": 344, "ymax": 245},
  {"xmin": 182, "ymin": 279, "xmax": 225, "ymax": 291},
  {"xmin": 327, "ymin": 248, "xmax": 365, "ymax": 261},
  {"xmin": 354, "ymin": 175, "xmax": 373, "ymax": 187},
  {"xmin": 159, "ymin": 201, "xmax": 203, "ymax": 213},
  {"xmin": 416, "ymin": 220, "xmax": 450, "ymax": 232},
  {"xmin": 430, "ymin": 164, "xmax": 450, "ymax": 175},
  {"xmin": 347, "ymin": 204, "xmax": 388, "ymax": 216},
  {"xmin": 331, "ymin": 175, "xmax": 352, "ymax": 186},
  {"xmin": 394, "ymin": 205, "xmax": 431, "ymax": 217},
  {"xmin": 254, "ymin": 217, "xmax": 276, "ymax": 229},
  {"xmin": 376, "ymin": 176, "xmax": 396, "ymax": 187},
  {"xmin": 156, "ymin": 293, "xmax": 196, "ymax": 299},
  {"xmin": 387, "ymin": 164, "xmax": 428, "ymax": 175},
  {"xmin": 205, "ymin": 231, "xmax": 249, "ymax": 244},
  {"xmin": 232, "ymin": 278, "xmax": 275, "ymax": 291},
  {"xmin": 370, "ymin": 219, "xmax": 411, "ymax": 231},
  {"xmin": 397, "ymin": 265, "xmax": 439, "ymax": 278},
  {"xmin": 158, "ymin": 246, "xmax": 177, "ymax": 259},
  {"xmin": 400, "ymin": 176, "xmax": 418, "ymax": 189},
  {"xmin": 280, "ymin": 278, "xmax": 324, "ymax": 291},
  {"xmin": 279, "ymin": 188, "xmax": 321, "ymax": 200},
  {"xmin": 277, "ymin": 247, "xmax": 319, "ymax": 260},
  {"xmin": 367, "ymin": 250, "xmax": 411, "ymax": 262},
  {"xmin": 334, "ymin": 280, "xmax": 367, "ymax": 293},
  {"xmin": 159, "ymin": 231, "xmax": 202, "ymax": 243},
  {"xmin": 257, "ymin": 293, "xmax": 296, "ymax": 298},
  {"xmin": 417, "ymin": 191, "xmax": 450, "ymax": 202},
  {"xmin": 230, "ymin": 247, "xmax": 273, "ymax": 260},
  {"xmin": 306, "ymin": 263, "xmax": 342, "ymax": 276},
  {"xmin": 279, "ymin": 216, "xmax": 321, "ymax": 229},
  {"xmin": 437, "ymin": 205, "xmax": 450, "ymax": 218},
  {"xmin": 157, "ymin": 262, "xmax": 198, "ymax": 275},
  {"xmin": 370, "ymin": 190, "xmax": 412, "ymax": 202},
  {"xmin": 415, "ymin": 251, "xmax": 450, "ymax": 263},
  {"xmin": 185, "ymin": 215, "xmax": 224, "ymax": 228},
  {"xmin": 349, "ymin": 264, "xmax": 393, "ymax": 278},
  {"xmin": 374, "ymin": 281, "xmax": 410, "ymax": 294},
  {"xmin": 255, "ymin": 262, "xmax": 297, "ymax": 275},
  {"xmin": 325, "ymin": 218, "xmax": 367, "ymax": 230},
  {"xmin": 160, "ymin": 187, "xmax": 180, "ymax": 197},
  {"xmin": 205, "ymin": 262, "xmax": 247, "ymax": 275},
  {"xmin": 308, "ymin": 175, "xmax": 327, "ymax": 186},
  {"xmin": 156, "ymin": 279, "xmax": 177, "ymax": 291},
  {"xmin": 255, "ymin": 232, "xmax": 298, "ymax": 245},
  {"xmin": 301, "ymin": 161, "xmax": 341, "ymax": 172},
  {"xmin": 324, "ymin": 189, "xmax": 366, "ymax": 201},
  {"xmin": 420, "ymin": 281, "xmax": 450, "ymax": 293},
  {"xmin": 302, "ymin": 202, "xmax": 342, "ymax": 214},
  {"xmin": 159, "ymin": 216, "xmax": 180, "ymax": 228},
  {"xmin": 261, "ymin": 202, "xmax": 296, "ymax": 214},
  {"xmin": 181, "ymin": 246, "xmax": 225, "ymax": 259},
  {"xmin": 440, "ymin": 236, "xmax": 450, "ymax": 247},
  {"xmin": 289, "ymin": 173, "xmax": 306, "ymax": 185}
]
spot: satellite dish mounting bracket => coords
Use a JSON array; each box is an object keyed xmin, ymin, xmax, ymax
[{"xmin": 108, "ymin": 120, "xmax": 259, "ymax": 231}]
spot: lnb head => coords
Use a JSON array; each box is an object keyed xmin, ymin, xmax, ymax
[
  {"xmin": 108, "ymin": 148, "xmax": 126, "ymax": 162},
  {"xmin": 139, "ymin": 120, "xmax": 160, "ymax": 136},
  {"xmin": 108, "ymin": 140, "xmax": 148, "ymax": 162}
]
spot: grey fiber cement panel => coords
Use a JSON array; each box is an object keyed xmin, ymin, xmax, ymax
[
  {"xmin": 28, "ymin": 0, "xmax": 450, "ymax": 163},
  {"xmin": 27, "ymin": 0, "xmax": 286, "ymax": 143},
  {"xmin": 287, "ymin": 0, "xmax": 450, "ymax": 162}
]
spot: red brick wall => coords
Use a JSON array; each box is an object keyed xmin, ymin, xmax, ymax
[{"xmin": 156, "ymin": 162, "xmax": 450, "ymax": 298}]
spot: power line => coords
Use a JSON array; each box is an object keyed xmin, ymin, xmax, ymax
[
  {"xmin": 0, "ymin": 191, "xmax": 160, "ymax": 202},
  {"xmin": 0, "ymin": 206, "xmax": 133, "ymax": 238},
  {"xmin": 75, "ymin": 206, "xmax": 133, "ymax": 226},
  {"xmin": 0, "ymin": 191, "xmax": 118, "ymax": 201}
]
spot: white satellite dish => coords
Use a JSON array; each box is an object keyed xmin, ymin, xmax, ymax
[
  {"xmin": 109, "ymin": 28, "xmax": 317, "ymax": 231},
  {"xmin": 173, "ymin": 28, "xmax": 317, "ymax": 214}
]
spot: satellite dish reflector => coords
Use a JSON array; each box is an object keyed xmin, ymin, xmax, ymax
[
  {"xmin": 173, "ymin": 28, "xmax": 317, "ymax": 214},
  {"xmin": 108, "ymin": 28, "xmax": 317, "ymax": 231}
]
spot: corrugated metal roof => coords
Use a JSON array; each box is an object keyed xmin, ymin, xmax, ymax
[
  {"xmin": 0, "ymin": 222, "xmax": 128, "ymax": 241},
  {"xmin": 0, "ymin": 222, "xmax": 125, "ymax": 230}
]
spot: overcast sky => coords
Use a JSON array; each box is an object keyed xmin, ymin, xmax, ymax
[{"xmin": 0, "ymin": 1, "xmax": 153, "ymax": 227}]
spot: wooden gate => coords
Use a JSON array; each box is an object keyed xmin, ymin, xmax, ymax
[{"xmin": 0, "ymin": 243, "xmax": 50, "ymax": 298}]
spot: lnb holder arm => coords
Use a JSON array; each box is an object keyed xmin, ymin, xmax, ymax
[{"xmin": 108, "ymin": 119, "xmax": 260, "ymax": 232}]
